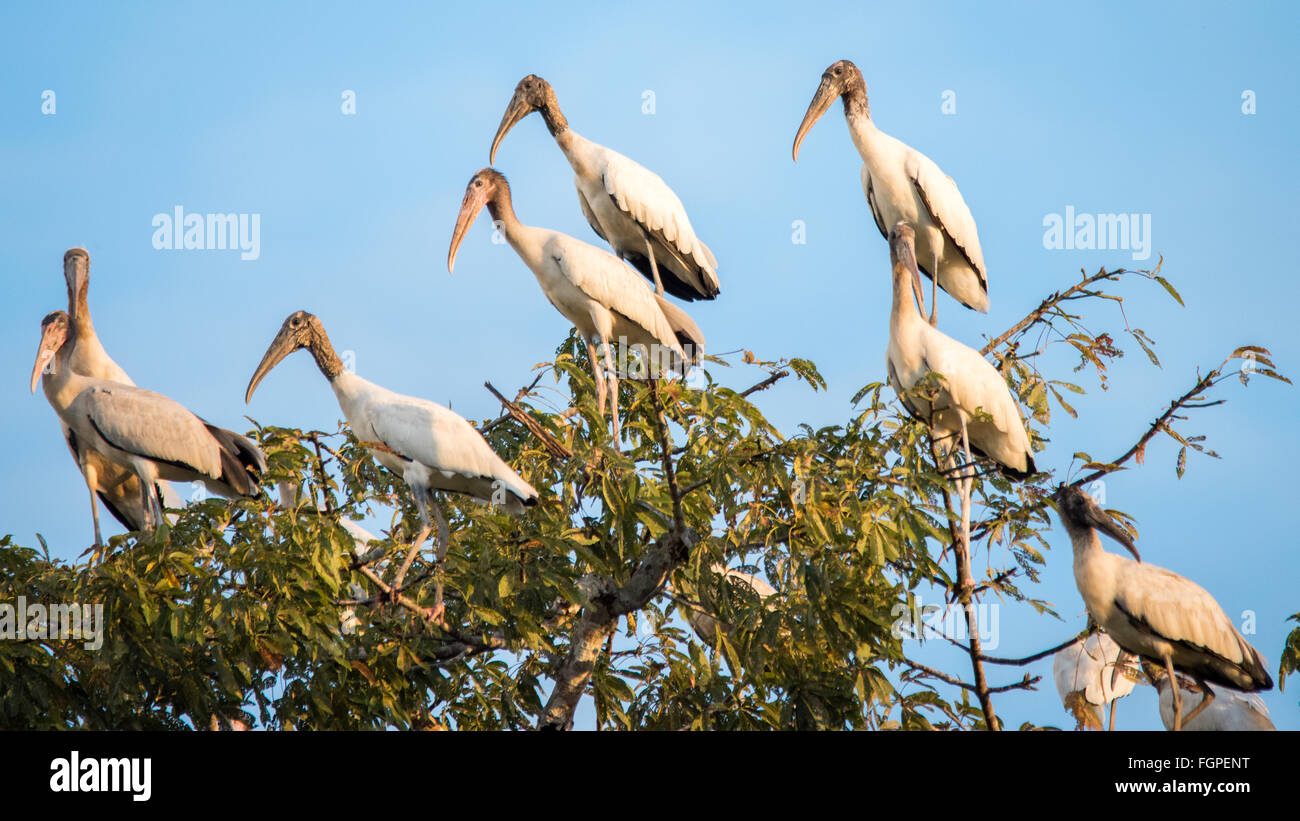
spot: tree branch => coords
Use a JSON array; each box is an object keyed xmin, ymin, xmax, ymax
[
  {"xmin": 484, "ymin": 381, "xmax": 572, "ymax": 460},
  {"xmin": 981, "ymin": 267, "xmax": 1130, "ymax": 356},
  {"xmin": 540, "ymin": 527, "xmax": 698, "ymax": 729},
  {"xmin": 480, "ymin": 372, "xmax": 548, "ymax": 434},
  {"xmin": 739, "ymin": 369, "xmax": 789, "ymax": 398},
  {"xmin": 900, "ymin": 656, "xmax": 1039, "ymax": 696},
  {"xmin": 1073, "ymin": 368, "xmax": 1218, "ymax": 487}
]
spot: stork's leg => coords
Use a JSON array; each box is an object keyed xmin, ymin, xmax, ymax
[
  {"xmin": 392, "ymin": 485, "xmax": 434, "ymax": 603},
  {"xmin": 1164, "ymin": 655, "xmax": 1183, "ymax": 731},
  {"xmin": 147, "ymin": 477, "xmax": 166, "ymax": 531},
  {"xmin": 601, "ymin": 336, "xmax": 622, "ymax": 447},
  {"xmin": 644, "ymin": 235, "xmax": 664, "ymax": 296},
  {"xmin": 140, "ymin": 482, "xmax": 154, "ymax": 531},
  {"xmin": 428, "ymin": 499, "xmax": 450, "ymax": 625},
  {"xmin": 929, "ymin": 249, "xmax": 940, "ymax": 327},
  {"xmin": 134, "ymin": 461, "xmax": 165, "ymax": 533},
  {"xmin": 1179, "ymin": 677, "xmax": 1216, "ymax": 729},
  {"xmin": 586, "ymin": 339, "xmax": 608, "ymax": 418},
  {"xmin": 81, "ymin": 460, "xmax": 104, "ymax": 548}
]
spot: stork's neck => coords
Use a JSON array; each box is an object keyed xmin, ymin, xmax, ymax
[
  {"xmin": 845, "ymin": 100, "xmax": 881, "ymax": 160},
  {"xmin": 308, "ymin": 329, "xmax": 344, "ymax": 381},
  {"xmin": 487, "ymin": 189, "xmax": 522, "ymax": 239},
  {"xmin": 890, "ymin": 265, "xmax": 923, "ymax": 332},
  {"xmin": 554, "ymin": 127, "xmax": 587, "ymax": 167},
  {"xmin": 540, "ymin": 98, "xmax": 570, "ymax": 142},
  {"xmin": 1065, "ymin": 522, "xmax": 1105, "ymax": 565},
  {"xmin": 68, "ymin": 280, "xmax": 96, "ymax": 337},
  {"xmin": 843, "ymin": 84, "xmax": 870, "ymax": 121}
]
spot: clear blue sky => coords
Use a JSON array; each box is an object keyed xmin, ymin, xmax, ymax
[{"xmin": 1, "ymin": 1, "xmax": 1296, "ymax": 730}]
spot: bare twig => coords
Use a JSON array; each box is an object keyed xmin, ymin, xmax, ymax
[
  {"xmin": 900, "ymin": 656, "xmax": 1040, "ymax": 696},
  {"xmin": 944, "ymin": 634, "xmax": 1084, "ymax": 667},
  {"xmin": 1073, "ymin": 369, "xmax": 1218, "ymax": 487},
  {"xmin": 480, "ymin": 372, "xmax": 548, "ymax": 434},
  {"xmin": 981, "ymin": 267, "xmax": 1130, "ymax": 356},
  {"xmin": 739, "ymin": 369, "xmax": 789, "ymax": 398},
  {"xmin": 485, "ymin": 381, "xmax": 572, "ymax": 460}
]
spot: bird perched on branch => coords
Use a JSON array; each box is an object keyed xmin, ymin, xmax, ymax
[
  {"xmin": 886, "ymin": 223, "xmax": 1034, "ymax": 479},
  {"xmin": 490, "ymin": 74, "xmax": 720, "ymax": 302},
  {"xmin": 1052, "ymin": 484, "xmax": 1272, "ymax": 731},
  {"xmin": 447, "ymin": 168, "xmax": 704, "ymax": 446},
  {"xmin": 794, "ymin": 59, "xmax": 988, "ymax": 325},
  {"xmin": 246, "ymin": 311, "xmax": 539, "ymax": 562},
  {"xmin": 32, "ymin": 311, "xmax": 264, "ymax": 541},
  {"xmin": 41, "ymin": 248, "xmax": 262, "ymax": 540}
]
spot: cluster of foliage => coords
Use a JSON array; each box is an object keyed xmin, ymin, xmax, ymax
[{"xmin": 0, "ymin": 264, "xmax": 1291, "ymax": 730}]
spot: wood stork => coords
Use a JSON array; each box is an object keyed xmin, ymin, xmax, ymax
[
  {"xmin": 1145, "ymin": 665, "xmax": 1276, "ymax": 731},
  {"xmin": 52, "ymin": 248, "xmax": 262, "ymax": 533},
  {"xmin": 32, "ymin": 311, "xmax": 265, "ymax": 541},
  {"xmin": 1053, "ymin": 630, "xmax": 1139, "ymax": 730},
  {"xmin": 49, "ymin": 248, "xmax": 167, "ymax": 534},
  {"xmin": 794, "ymin": 60, "xmax": 988, "ymax": 325},
  {"xmin": 245, "ymin": 311, "xmax": 540, "ymax": 557},
  {"xmin": 1052, "ymin": 484, "xmax": 1273, "ymax": 731},
  {"xmin": 447, "ymin": 168, "xmax": 704, "ymax": 445},
  {"xmin": 885, "ymin": 223, "xmax": 1035, "ymax": 479},
  {"xmin": 489, "ymin": 75, "xmax": 720, "ymax": 302},
  {"xmin": 683, "ymin": 564, "xmax": 777, "ymax": 645}
]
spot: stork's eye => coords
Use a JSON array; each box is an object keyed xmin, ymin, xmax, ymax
[
  {"xmin": 475, "ymin": 180, "xmax": 483, "ymax": 187},
  {"xmin": 834, "ymin": 67, "xmax": 842, "ymax": 76}
]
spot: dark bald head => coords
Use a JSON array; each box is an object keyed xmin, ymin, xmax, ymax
[
  {"xmin": 1052, "ymin": 484, "xmax": 1140, "ymax": 561},
  {"xmin": 448, "ymin": 168, "xmax": 516, "ymax": 273},
  {"xmin": 793, "ymin": 59, "xmax": 869, "ymax": 161},
  {"xmin": 491, "ymin": 74, "xmax": 568, "ymax": 163}
]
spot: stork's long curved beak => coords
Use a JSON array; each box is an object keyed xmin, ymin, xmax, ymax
[
  {"xmin": 792, "ymin": 76, "xmax": 838, "ymax": 163},
  {"xmin": 1092, "ymin": 508, "xmax": 1141, "ymax": 563},
  {"xmin": 447, "ymin": 184, "xmax": 491, "ymax": 274},
  {"xmin": 30, "ymin": 321, "xmax": 64, "ymax": 394},
  {"xmin": 245, "ymin": 324, "xmax": 301, "ymax": 404},
  {"xmin": 64, "ymin": 249, "xmax": 89, "ymax": 317},
  {"xmin": 490, "ymin": 90, "xmax": 533, "ymax": 165}
]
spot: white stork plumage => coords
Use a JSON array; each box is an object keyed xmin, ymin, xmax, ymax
[
  {"xmin": 1147, "ymin": 667, "xmax": 1276, "ymax": 731},
  {"xmin": 885, "ymin": 223, "xmax": 1035, "ymax": 479},
  {"xmin": 1052, "ymin": 630, "xmax": 1139, "ymax": 730},
  {"xmin": 32, "ymin": 311, "xmax": 264, "ymax": 538},
  {"xmin": 1052, "ymin": 484, "xmax": 1273, "ymax": 731},
  {"xmin": 245, "ymin": 310, "xmax": 540, "ymax": 553},
  {"xmin": 794, "ymin": 60, "xmax": 988, "ymax": 325},
  {"xmin": 447, "ymin": 168, "xmax": 705, "ymax": 445},
  {"xmin": 490, "ymin": 75, "xmax": 720, "ymax": 302}
]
